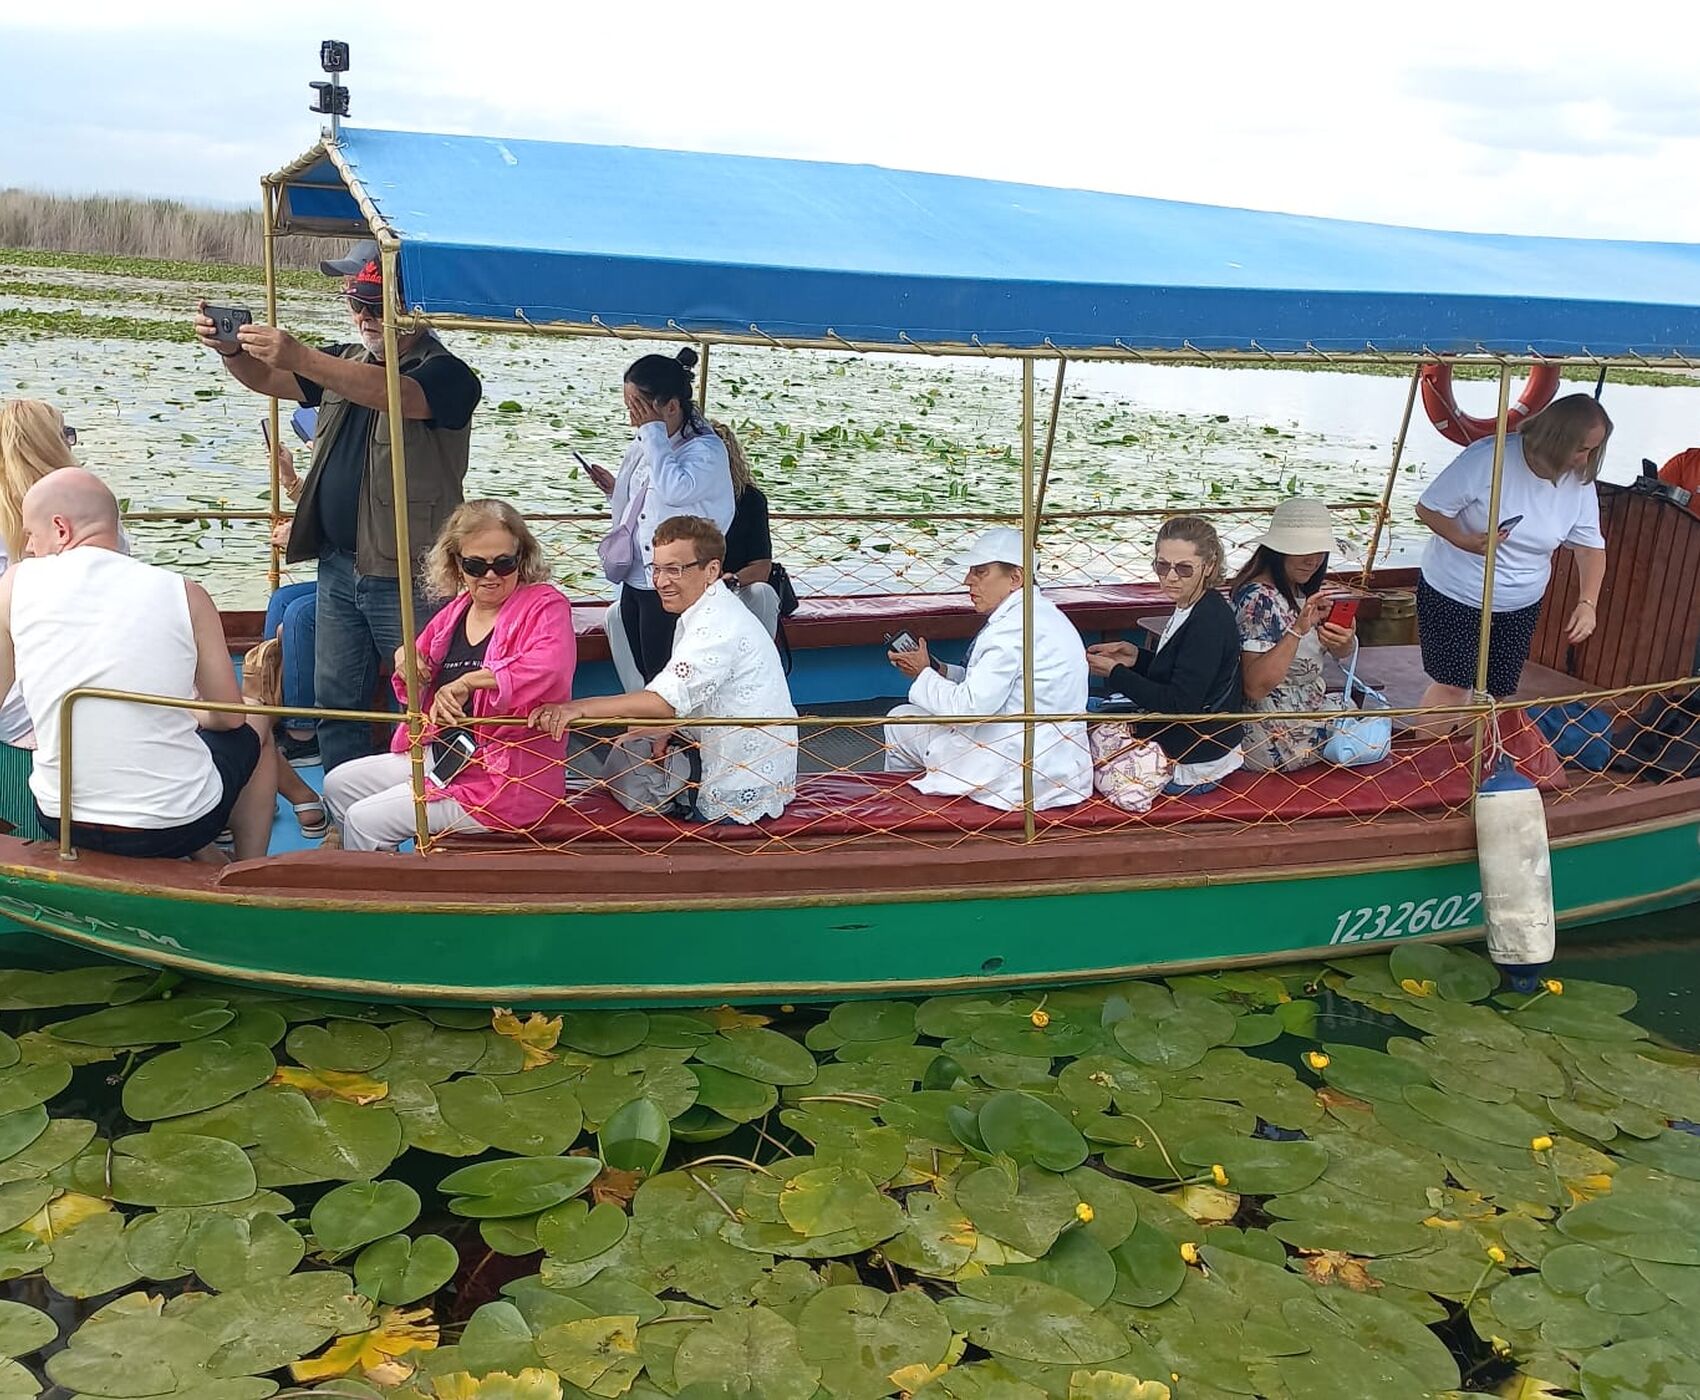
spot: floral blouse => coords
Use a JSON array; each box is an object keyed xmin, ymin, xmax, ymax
[{"xmin": 1231, "ymin": 580, "xmax": 1332, "ymax": 771}]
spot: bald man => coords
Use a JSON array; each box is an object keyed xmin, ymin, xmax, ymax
[{"xmin": 0, "ymin": 469, "xmax": 276, "ymax": 861}]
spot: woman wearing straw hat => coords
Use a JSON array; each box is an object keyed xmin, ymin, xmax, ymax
[{"xmin": 1228, "ymin": 498, "xmax": 1357, "ymax": 771}]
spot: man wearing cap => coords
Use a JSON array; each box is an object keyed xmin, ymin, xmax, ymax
[
  {"xmin": 194, "ymin": 240, "xmax": 483, "ymax": 773},
  {"xmin": 883, "ymin": 527, "xmax": 1091, "ymax": 810}
]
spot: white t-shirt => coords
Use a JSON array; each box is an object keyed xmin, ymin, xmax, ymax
[
  {"xmin": 647, "ymin": 582, "xmax": 798, "ymax": 823},
  {"xmin": 1418, "ymin": 435, "xmax": 1605, "ymax": 611}
]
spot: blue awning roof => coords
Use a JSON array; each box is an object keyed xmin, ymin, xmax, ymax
[{"xmin": 275, "ymin": 126, "xmax": 1700, "ymax": 357}]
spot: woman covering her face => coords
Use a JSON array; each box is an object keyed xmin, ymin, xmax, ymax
[
  {"xmin": 1085, "ymin": 515, "xmax": 1245, "ymax": 794},
  {"xmin": 321, "ymin": 500, "xmax": 575, "ymax": 851}
]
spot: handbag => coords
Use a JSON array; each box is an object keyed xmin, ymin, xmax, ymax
[
  {"xmin": 1089, "ymin": 721, "xmax": 1172, "ymax": 814},
  {"xmin": 597, "ymin": 478, "xmax": 650, "ymax": 584},
  {"xmin": 600, "ymin": 732, "xmax": 694, "ymax": 815},
  {"xmin": 1323, "ymin": 642, "xmax": 1393, "ymax": 768},
  {"xmin": 1529, "ymin": 700, "xmax": 1613, "ymax": 771},
  {"xmin": 767, "ymin": 560, "xmax": 801, "ymax": 618}
]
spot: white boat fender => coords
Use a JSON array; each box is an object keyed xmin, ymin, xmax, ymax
[{"xmin": 1474, "ymin": 755, "xmax": 1555, "ymax": 990}]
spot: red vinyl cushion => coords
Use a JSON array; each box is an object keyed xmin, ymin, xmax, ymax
[{"xmin": 447, "ymin": 708, "xmax": 1563, "ymax": 847}]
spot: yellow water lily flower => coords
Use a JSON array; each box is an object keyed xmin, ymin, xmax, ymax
[
  {"xmin": 1490, "ymin": 1336, "xmax": 1513, "ymax": 1359},
  {"xmin": 1399, "ymin": 978, "xmax": 1437, "ymax": 998},
  {"xmin": 1487, "ymin": 1245, "xmax": 1507, "ymax": 1264},
  {"xmin": 1211, "ymin": 1164, "xmax": 1230, "ymax": 1187},
  {"xmin": 1179, "ymin": 1242, "xmax": 1201, "ymax": 1265},
  {"xmin": 1030, "ymin": 1008, "xmax": 1051, "ymax": 1028},
  {"xmin": 1075, "ymin": 1202, "xmax": 1095, "ymax": 1223},
  {"xmin": 1542, "ymin": 979, "xmax": 1564, "ymax": 995},
  {"xmin": 1531, "ymin": 1136, "xmax": 1554, "ymax": 1153},
  {"xmin": 1303, "ymin": 1051, "xmax": 1330, "ymax": 1071}
]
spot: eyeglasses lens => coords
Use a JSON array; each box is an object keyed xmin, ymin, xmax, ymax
[
  {"xmin": 461, "ymin": 555, "xmax": 519, "ymax": 578},
  {"xmin": 1152, "ymin": 560, "xmax": 1196, "ymax": 579}
]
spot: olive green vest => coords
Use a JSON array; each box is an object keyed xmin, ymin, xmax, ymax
[{"xmin": 286, "ymin": 334, "xmax": 472, "ymax": 579}]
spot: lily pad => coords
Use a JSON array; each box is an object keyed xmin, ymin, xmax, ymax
[
  {"xmin": 797, "ymin": 1285, "xmax": 952, "ymax": 1400},
  {"xmin": 191, "ymin": 1211, "xmax": 305, "ymax": 1291},
  {"xmin": 355, "ymin": 1231, "xmax": 459, "ymax": 1304},
  {"xmin": 250, "ymin": 1090, "xmax": 403, "ymax": 1182},
  {"xmin": 1618, "ymin": 1129, "xmax": 1700, "ymax": 1180},
  {"xmin": 827, "ymin": 1001, "xmax": 918, "ymax": 1043},
  {"xmin": 0, "ymin": 1300, "xmax": 54, "ymax": 1358},
  {"xmin": 284, "ymin": 1019, "xmax": 393, "ymax": 1072},
  {"xmin": 956, "ymin": 1163, "xmax": 1080, "ymax": 1257},
  {"xmin": 537, "ymin": 1199, "xmax": 629, "ymax": 1262},
  {"xmin": 690, "ymin": 1066, "xmax": 779, "ymax": 1123},
  {"xmin": 122, "ymin": 1040, "xmax": 277, "ymax": 1121},
  {"xmin": 442, "ymin": 1156, "xmax": 604, "ymax": 1219},
  {"xmin": 576, "ymin": 1050, "xmax": 700, "ymax": 1126},
  {"xmin": 1580, "ymin": 1337, "xmax": 1700, "ymax": 1399},
  {"xmin": 0, "ymin": 1061, "xmax": 71, "ymax": 1116},
  {"xmin": 996, "ymin": 1224, "xmax": 1117, "ymax": 1306},
  {"xmin": 673, "ymin": 1304, "xmax": 821, "ymax": 1400},
  {"xmin": 0, "ymin": 1109, "xmax": 45, "ymax": 1165},
  {"xmin": 978, "ymin": 1092, "xmax": 1089, "ymax": 1171},
  {"xmin": 559, "ymin": 1010, "xmax": 651, "ymax": 1057},
  {"xmin": 1177, "ymin": 1134, "xmax": 1328, "ymax": 1195},
  {"xmin": 1112, "ymin": 1018, "xmax": 1208, "ymax": 1070},
  {"xmin": 0, "ymin": 1181, "xmax": 52, "ymax": 1235},
  {"xmin": 1316, "ymin": 1043, "xmax": 1430, "ymax": 1101},
  {"xmin": 946, "ymin": 1276, "xmax": 1130, "ymax": 1365},
  {"xmin": 310, "ymin": 1179, "xmax": 422, "ymax": 1254},
  {"xmin": 536, "ymin": 1312, "xmax": 644, "ymax": 1396},
  {"xmin": 692, "ymin": 1027, "xmax": 818, "ymax": 1087},
  {"xmin": 598, "ymin": 1097, "xmax": 670, "ymax": 1176},
  {"xmin": 42, "ymin": 1212, "xmax": 140, "ymax": 1298},
  {"xmin": 379, "ymin": 1021, "xmax": 487, "ymax": 1083},
  {"xmin": 1107, "ymin": 1219, "xmax": 1187, "ymax": 1308},
  {"xmin": 50, "ymin": 997, "xmax": 234, "ymax": 1047},
  {"xmin": 73, "ymin": 1132, "xmax": 258, "ymax": 1207},
  {"xmin": 437, "ymin": 1075, "xmax": 584, "ymax": 1156}
]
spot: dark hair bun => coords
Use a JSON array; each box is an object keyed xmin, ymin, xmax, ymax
[{"xmin": 675, "ymin": 347, "xmax": 700, "ymax": 372}]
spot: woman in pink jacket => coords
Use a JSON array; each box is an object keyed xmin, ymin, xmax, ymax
[{"xmin": 323, "ymin": 500, "xmax": 575, "ymax": 850}]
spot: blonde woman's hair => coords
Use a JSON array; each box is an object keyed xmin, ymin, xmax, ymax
[
  {"xmin": 0, "ymin": 399, "xmax": 78, "ymax": 561},
  {"xmin": 242, "ymin": 637, "xmax": 283, "ymax": 707},
  {"xmin": 1520, "ymin": 393, "xmax": 1612, "ymax": 483},
  {"xmin": 425, "ymin": 499, "xmax": 551, "ymax": 599},
  {"xmin": 711, "ymin": 419, "xmax": 753, "ymax": 498},
  {"xmin": 1156, "ymin": 514, "xmax": 1227, "ymax": 589}
]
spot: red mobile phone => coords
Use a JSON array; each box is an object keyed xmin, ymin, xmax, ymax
[{"xmin": 1327, "ymin": 597, "xmax": 1360, "ymax": 629}]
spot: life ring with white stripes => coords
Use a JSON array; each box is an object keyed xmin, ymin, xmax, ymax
[{"xmin": 1420, "ymin": 362, "xmax": 1563, "ymax": 446}]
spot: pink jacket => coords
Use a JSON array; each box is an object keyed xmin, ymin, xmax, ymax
[{"xmin": 390, "ymin": 583, "xmax": 575, "ymax": 832}]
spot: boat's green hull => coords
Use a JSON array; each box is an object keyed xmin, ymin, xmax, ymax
[{"xmin": 0, "ymin": 815, "xmax": 1696, "ymax": 1007}]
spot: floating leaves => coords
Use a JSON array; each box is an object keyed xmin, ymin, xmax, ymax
[{"xmin": 492, "ymin": 1009, "xmax": 563, "ymax": 1069}]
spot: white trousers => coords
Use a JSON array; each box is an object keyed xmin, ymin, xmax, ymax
[
  {"xmin": 322, "ymin": 752, "xmax": 487, "ymax": 852},
  {"xmin": 883, "ymin": 704, "xmax": 944, "ymax": 772}
]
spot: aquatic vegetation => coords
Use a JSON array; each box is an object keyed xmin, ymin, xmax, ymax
[{"xmin": 0, "ymin": 948, "xmax": 1690, "ymax": 1398}]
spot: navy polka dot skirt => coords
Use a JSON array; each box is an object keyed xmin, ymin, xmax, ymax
[{"xmin": 1417, "ymin": 577, "xmax": 1543, "ymax": 698}]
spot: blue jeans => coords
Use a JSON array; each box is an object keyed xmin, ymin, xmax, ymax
[
  {"xmin": 314, "ymin": 550, "xmax": 440, "ymax": 774},
  {"xmin": 263, "ymin": 581, "xmax": 318, "ymax": 723}
]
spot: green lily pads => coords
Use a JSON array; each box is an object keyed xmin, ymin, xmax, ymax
[
  {"xmin": 0, "ymin": 1108, "xmax": 45, "ymax": 1165},
  {"xmin": 73, "ymin": 1131, "xmax": 258, "ymax": 1207},
  {"xmin": 956, "ymin": 1163, "xmax": 1080, "ymax": 1257},
  {"xmin": 442, "ymin": 1155, "xmax": 604, "ymax": 1218},
  {"xmin": 978, "ymin": 1092, "xmax": 1089, "ymax": 1171},
  {"xmin": 634, "ymin": 1170, "xmax": 772, "ymax": 1307},
  {"xmin": 388, "ymin": 1077, "xmax": 486, "ymax": 1157},
  {"xmin": 354, "ymin": 1231, "xmax": 459, "ymax": 1304},
  {"xmin": 996, "ymin": 1223, "xmax": 1117, "ymax": 1306},
  {"xmin": 536, "ymin": 1312, "xmax": 645, "ymax": 1396},
  {"xmin": 559, "ymin": 1009, "xmax": 651, "ymax": 1056},
  {"xmin": 576, "ymin": 1049, "xmax": 700, "ymax": 1126},
  {"xmin": 379, "ymin": 1020, "xmax": 487, "ymax": 1083},
  {"xmin": 881, "ymin": 1190, "xmax": 981, "ymax": 1278},
  {"xmin": 284, "ymin": 1018, "xmax": 392, "ymax": 1072},
  {"xmin": 1112, "ymin": 1018, "xmax": 1208, "ymax": 1070},
  {"xmin": 310, "ymin": 1179, "xmax": 422, "ymax": 1254},
  {"xmin": 1316, "ymin": 1042, "xmax": 1431, "ymax": 1101},
  {"xmin": 690, "ymin": 1065, "xmax": 779, "ymax": 1123},
  {"xmin": 1388, "ymin": 942, "xmax": 1496, "ymax": 1002},
  {"xmin": 0, "ymin": 1300, "xmax": 54, "ymax": 1358},
  {"xmin": 42, "ymin": 1212, "xmax": 140, "ymax": 1298},
  {"xmin": 436, "ymin": 1074, "xmax": 584, "ymax": 1156},
  {"xmin": 1402, "ymin": 1082, "xmax": 1550, "ymax": 1147},
  {"xmin": 121, "ymin": 1039, "xmax": 277, "ymax": 1121},
  {"xmin": 0, "ymin": 1181, "xmax": 52, "ymax": 1235},
  {"xmin": 673, "ymin": 1304, "xmax": 821, "ymax": 1400},
  {"xmin": 1056, "ymin": 1056, "xmax": 1162, "ymax": 1116},
  {"xmin": 537, "ymin": 1199, "xmax": 629, "ymax": 1262},
  {"xmin": 183, "ymin": 1267, "xmax": 370, "ymax": 1375},
  {"xmin": 1618, "ymin": 1129, "xmax": 1700, "ymax": 1180},
  {"xmin": 827, "ymin": 1001, "xmax": 918, "ymax": 1043},
  {"xmin": 1107, "ymin": 1219, "xmax": 1186, "ymax": 1308},
  {"xmin": 250, "ymin": 1090, "xmax": 402, "ymax": 1182},
  {"xmin": 946, "ymin": 1276, "xmax": 1130, "ymax": 1365},
  {"xmin": 0, "ymin": 1116, "xmax": 90, "ymax": 1182},
  {"xmin": 190, "ymin": 1210, "xmax": 304, "ymax": 1290},
  {"xmin": 598, "ymin": 1096, "xmax": 671, "ymax": 1176},
  {"xmin": 0, "ymin": 1060, "xmax": 71, "ymax": 1116},
  {"xmin": 219, "ymin": 1006, "xmax": 289, "ymax": 1049},
  {"xmin": 778, "ymin": 1163, "xmax": 895, "ymax": 1238},
  {"xmin": 50, "ymin": 997, "xmax": 234, "ymax": 1047},
  {"xmin": 797, "ymin": 1284, "xmax": 952, "ymax": 1400},
  {"xmin": 1580, "ymin": 1336, "xmax": 1700, "ymax": 1399},
  {"xmin": 1177, "ymin": 1133, "xmax": 1328, "ymax": 1194},
  {"xmin": 692, "ymin": 1027, "xmax": 818, "ymax": 1086}
]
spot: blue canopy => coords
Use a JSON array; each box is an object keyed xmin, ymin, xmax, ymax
[{"xmin": 276, "ymin": 126, "xmax": 1700, "ymax": 358}]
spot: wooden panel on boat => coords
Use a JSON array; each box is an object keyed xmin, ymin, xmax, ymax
[{"xmin": 1530, "ymin": 485, "xmax": 1700, "ymax": 688}]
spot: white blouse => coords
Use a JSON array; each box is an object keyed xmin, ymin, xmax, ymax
[{"xmin": 606, "ymin": 422, "xmax": 735, "ymax": 591}]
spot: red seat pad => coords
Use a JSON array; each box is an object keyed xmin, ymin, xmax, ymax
[
  {"xmin": 571, "ymin": 583, "xmax": 1172, "ymax": 661},
  {"xmin": 448, "ymin": 708, "xmax": 1563, "ymax": 847}
]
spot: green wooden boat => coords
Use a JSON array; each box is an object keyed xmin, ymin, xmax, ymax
[{"xmin": 4, "ymin": 126, "xmax": 1699, "ymax": 1006}]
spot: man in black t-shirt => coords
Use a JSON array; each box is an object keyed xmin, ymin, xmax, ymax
[{"xmin": 194, "ymin": 242, "xmax": 482, "ymax": 774}]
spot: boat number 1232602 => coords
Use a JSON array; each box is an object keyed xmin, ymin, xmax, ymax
[{"xmin": 1329, "ymin": 893, "xmax": 1482, "ymax": 945}]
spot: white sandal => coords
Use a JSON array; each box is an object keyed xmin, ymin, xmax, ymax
[{"xmin": 292, "ymin": 800, "xmax": 329, "ymax": 838}]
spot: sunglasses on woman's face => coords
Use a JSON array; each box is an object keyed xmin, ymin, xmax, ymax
[
  {"xmin": 1152, "ymin": 559, "xmax": 1197, "ymax": 579},
  {"xmin": 460, "ymin": 554, "xmax": 519, "ymax": 578},
  {"xmin": 60, "ymin": 426, "xmax": 78, "ymax": 448}
]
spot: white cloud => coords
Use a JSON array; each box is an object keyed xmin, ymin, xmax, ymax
[{"xmin": 4, "ymin": 0, "xmax": 1698, "ymax": 239}]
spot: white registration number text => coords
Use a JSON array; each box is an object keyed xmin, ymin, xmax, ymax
[{"xmin": 1329, "ymin": 893, "xmax": 1482, "ymax": 945}]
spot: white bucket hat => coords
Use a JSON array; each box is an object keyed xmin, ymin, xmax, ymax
[
  {"xmin": 1251, "ymin": 498, "xmax": 1339, "ymax": 555},
  {"xmin": 950, "ymin": 526, "xmax": 1027, "ymax": 569}
]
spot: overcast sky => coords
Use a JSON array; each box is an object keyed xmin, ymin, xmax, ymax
[{"xmin": 4, "ymin": 0, "xmax": 1698, "ymax": 240}]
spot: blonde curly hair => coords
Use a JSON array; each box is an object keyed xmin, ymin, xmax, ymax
[{"xmin": 425, "ymin": 499, "xmax": 551, "ymax": 599}]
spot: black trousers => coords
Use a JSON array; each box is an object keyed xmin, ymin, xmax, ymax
[{"xmin": 621, "ymin": 585, "xmax": 679, "ymax": 683}]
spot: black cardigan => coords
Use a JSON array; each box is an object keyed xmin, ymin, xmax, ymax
[{"xmin": 1106, "ymin": 589, "xmax": 1244, "ymax": 763}]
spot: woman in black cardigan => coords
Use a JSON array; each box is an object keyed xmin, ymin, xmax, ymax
[{"xmin": 1086, "ymin": 515, "xmax": 1245, "ymax": 794}]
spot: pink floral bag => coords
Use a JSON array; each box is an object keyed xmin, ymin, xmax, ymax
[{"xmin": 1089, "ymin": 722, "xmax": 1172, "ymax": 814}]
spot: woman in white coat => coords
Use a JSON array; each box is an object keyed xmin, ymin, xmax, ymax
[
  {"xmin": 583, "ymin": 349, "xmax": 734, "ymax": 682},
  {"xmin": 883, "ymin": 528, "xmax": 1091, "ymax": 810}
]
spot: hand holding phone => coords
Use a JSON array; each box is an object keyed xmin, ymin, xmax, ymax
[
  {"xmin": 1497, "ymin": 514, "xmax": 1524, "ymax": 538},
  {"xmin": 576, "ymin": 451, "xmax": 616, "ymax": 496},
  {"xmin": 203, "ymin": 304, "xmax": 253, "ymax": 347},
  {"xmin": 884, "ymin": 631, "xmax": 920, "ymax": 654},
  {"xmin": 1326, "ymin": 596, "xmax": 1360, "ymax": 629}
]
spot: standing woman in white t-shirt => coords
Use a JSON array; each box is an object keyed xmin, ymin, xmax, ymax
[
  {"xmin": 581, "ymin": 349, "xmax": 735, "ymax": 682},
  {"xmin": 0, "ymin": 400, "xmax": 81, "ymax": 747},
  {"xmin": 1414, "ymin": 394, "xmax": 1610, "ymax": 712}
]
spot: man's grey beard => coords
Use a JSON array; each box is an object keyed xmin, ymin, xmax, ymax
[{"xmin": 360, "ymin": 332, "xmax": 386, "ymax": 360}]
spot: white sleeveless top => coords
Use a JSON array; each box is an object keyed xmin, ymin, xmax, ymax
[{"xmin": 12, "ymin": 548, "xmax": 223, "ymax": 825}]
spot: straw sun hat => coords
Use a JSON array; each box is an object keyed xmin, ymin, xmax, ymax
[{"xmin": 1251, "ymin": 498, "xmax": 1339, "ymax": 555}]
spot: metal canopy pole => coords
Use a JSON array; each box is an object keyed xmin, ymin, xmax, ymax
[
  {"xmin": 261, "ymin": 181, "xmax": 282, "ymax": 594},
  {"xmin": 1359, "ymin": 364, "xmax": 1421, "ymax": 586},
  {"xmin": 1470, "ymin": 367, "xmax": 1515, "ymax": 774},
  {"xmin": 378, "ymin": 240, "xmax": 430, "ymax": 853},
  {"xmin": 1031, "ymin": 357, "xmax": 1069, "ymax": 527},
  {"xmin": 696, "ymin": 343, "xmax": 710, "ymax": 413},
  {"xmin": 1021, "ymin": 360, "xmax": 1038, "ymax": 844}
]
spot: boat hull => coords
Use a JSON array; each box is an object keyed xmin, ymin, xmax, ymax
[{"xmin": 0, "ymin": 812, "xmax": 1694, "ymax": 1007}]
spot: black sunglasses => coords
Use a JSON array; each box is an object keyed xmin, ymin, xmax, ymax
[
  {"xmin": 344, "ymin": 294, "xmax": 383, "ymax": 316},
  {"xmin": 61, "ymin": 426, "xmax": 79, "ymax": 448},
  {"xmin": 460, "ymin": 554, "xmax": 519, "ymax": 578}
]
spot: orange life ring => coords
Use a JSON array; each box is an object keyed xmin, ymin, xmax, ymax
[{"xmin": 1419, "ymin": 362, "xmax": 1563, "ymax": 447}]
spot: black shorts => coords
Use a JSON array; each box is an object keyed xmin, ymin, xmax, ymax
[
  {"xmin": 38, "ymin": 725, "xmax": 262, "ymax": 860},
  {"xmin": 1417, "ymin": 577, "xmax": 1543, "ymax": 698}
]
